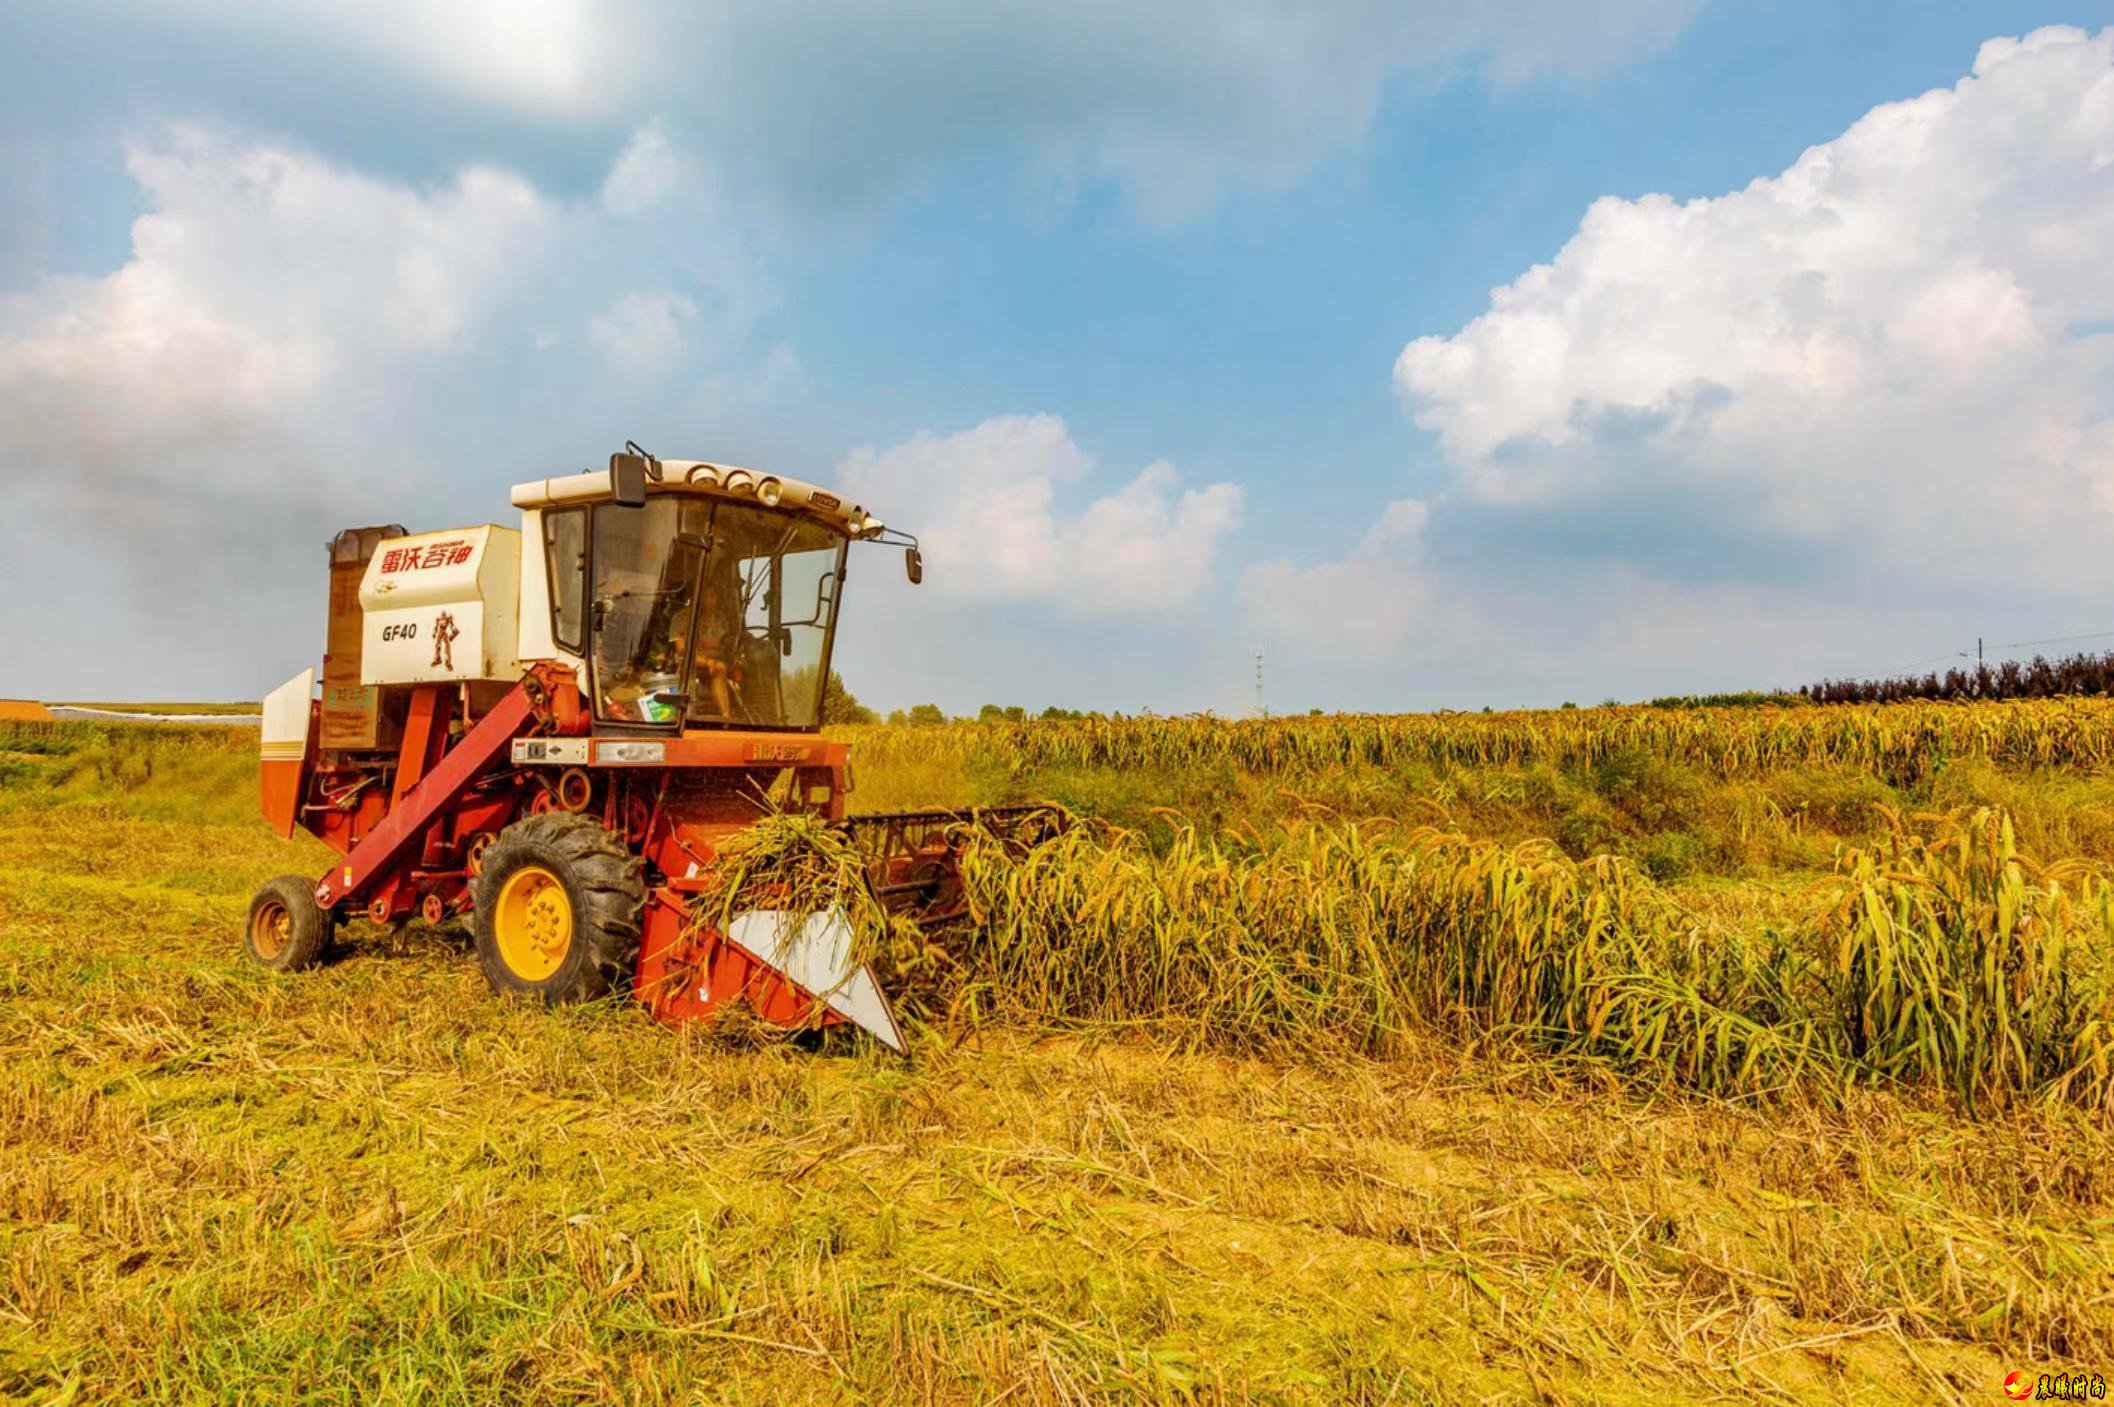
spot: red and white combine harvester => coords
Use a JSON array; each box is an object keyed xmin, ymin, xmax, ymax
[{"xmin": 248, "ymin": 448, "xmax": 1053, "ymax": 1050}]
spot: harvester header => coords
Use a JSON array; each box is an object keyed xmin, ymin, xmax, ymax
[{"xmin": 244, "ymin": 445, "xmax": 1047, "ymax": 1052}]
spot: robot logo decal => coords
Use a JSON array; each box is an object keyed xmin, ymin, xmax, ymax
[{"xmin": 430, "ymin": 611, "xmax": 461, "ymax": 672}]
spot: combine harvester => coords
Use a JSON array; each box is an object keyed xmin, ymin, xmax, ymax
[{"xmin": 249, "ymin": 448, "xmax": 1055, "ymax": 1050}]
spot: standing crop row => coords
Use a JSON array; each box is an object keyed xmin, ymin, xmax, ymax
[
  {"xmin": 764, "ymin": 806, "xmax": 2112, "ymax": 1115},
  {"xmin": 842, "ymin": 697, "xmax": 2114, "ymax": 784}
]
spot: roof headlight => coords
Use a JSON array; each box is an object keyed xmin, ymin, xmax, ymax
[
  {"xmin": 755, "ymin": 476, "xmax": 783, "ymax": 507},
  {"xmin": 722, "ymin": 469, "xmax": 755, "ymax": 496}
]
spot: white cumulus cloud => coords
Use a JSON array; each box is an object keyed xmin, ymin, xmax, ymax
[
  {"xmin": 1393, "ymin": 24, "xmax": 2114, "ymax": 592},
  {"xmin": 0, "ymin": 125, "xmax": 786, "ymax": 510},
  {"xmin": 836, "ymin": 413, "xmax": 1242, "ymax": 611},
  {"xmin": 601, "ymin": 121, "xmax": 684, "ymax": 216},
  {"xmin": 0, "ymin": 127, "xmax": 555, "ymax": 506},
  {"xmin": 1240, "ymin": 498, "xmax": 1431, "ymax": 660},
  {"xmin": 589, "ymin": 290, "xmax": 696, "ymax": 379},
  {"xmin": 0, "ymin": 122, "xmax": 792, "ymax": 697}
]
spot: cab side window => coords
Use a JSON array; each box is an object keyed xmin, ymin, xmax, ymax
[{"xmin": 545, "ymin": 508, "xmax": 586, "ymax": 652}]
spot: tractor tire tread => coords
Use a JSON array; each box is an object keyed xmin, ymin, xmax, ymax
[
  {"xmin": 472, "ymin": 812, "xmax": 647, "ymax": 1004},
  {"xmin": 244, "ymin": 874, "xmax": 333, "ymax": 973}
]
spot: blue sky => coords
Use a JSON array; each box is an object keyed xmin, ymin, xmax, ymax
[{"xmin": 3, "ymin": 1, "xmax": 2111, "ymax": 713}]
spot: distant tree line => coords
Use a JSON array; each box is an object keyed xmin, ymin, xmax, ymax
[
  {"xmin": 840, "ymin": 662, "xmax": 2114, "ymax": 721},
  {"xmin": 878, "ymin": 703, "xmax": 1101, "ymax": 725},
  {"xmin": 820, "ymin": 673, "xmax": 879, "ymax": 725},
  {"xmin": 1800, "ymin": 650, "xmax": 2114, "ymax": 704},
  {"xmin": 827, "ymin": 679, "xmax": 1112, "ymax": 727}
]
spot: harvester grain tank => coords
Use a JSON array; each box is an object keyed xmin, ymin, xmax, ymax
[{"xmin": 247, "ymin": 448, "xmax": 1054, "ymax": 1048}]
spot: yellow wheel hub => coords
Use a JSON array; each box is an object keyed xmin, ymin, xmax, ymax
[
  {"xmin": 251, "ymin": 901, "xmax": 290, "ymax": 959},
  {"xmin": 494, "ymin": 865, "xmax": 574, "ymax": 982}
]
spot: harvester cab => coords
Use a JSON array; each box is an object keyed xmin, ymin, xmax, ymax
[{"xmin": 248, "ymin": 448, "xmax": 1055, "ymax": 1050}]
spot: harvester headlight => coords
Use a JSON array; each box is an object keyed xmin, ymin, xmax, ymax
[
  {"xmin": 685, "ymin": 464, "xmax": 721, "ymax": 489},
  {"xmin": 722, "ymin": 469, "xmax": 756, "ymax": 496},
  {"xmin": 755, "ymin": 476, "xmax": 783, "ymax": 507}
]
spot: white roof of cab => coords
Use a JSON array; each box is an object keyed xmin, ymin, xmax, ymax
[{"xmin": 510, "ymin": 459, "xmax": 884, "ymax": 539}]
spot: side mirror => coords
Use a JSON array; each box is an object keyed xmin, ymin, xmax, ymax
[
  {"xmin": 905, "ymin": 546, "xmax": 923, "ymax": 585},
  {"xmin": 609, "ymin": 452, "xmax": 649, "ymax": 508}
]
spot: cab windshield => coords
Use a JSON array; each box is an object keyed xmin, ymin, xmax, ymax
[{"xmin": 587, "ymin": 497, "xmax": 846, "ymax": 729}]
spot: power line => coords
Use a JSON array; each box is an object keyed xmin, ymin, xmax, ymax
[
  {"xmin": 1813, "ymin": 631, "xmax": 2114, "ymax": 688},
  {"xmin": 1994, "ymin": 628, "xmax": 2114, "ymax": 651},
  {"xmin": 1849, "ymin": 650, "xmax": 1977, "ymax": 680}
]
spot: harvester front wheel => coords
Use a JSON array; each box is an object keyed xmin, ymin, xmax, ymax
[
  {"xmin": 244, "ymin": 875, "xmax": 333, "ymax": 972},
  {"xmin": 472, "ymin": 813, "xmax": 644, "ymax": 1004}
]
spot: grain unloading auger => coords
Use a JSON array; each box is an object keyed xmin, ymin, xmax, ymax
[{"xmin": 246, "ymin": 448, "xmax": 1062, "ymax": 1050}]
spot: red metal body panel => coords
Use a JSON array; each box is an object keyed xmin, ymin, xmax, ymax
[
  {"xmin": 260, "ymin": 701, "xmax": 320, "ymax": 839},
  {"xmin": 261, "ymin": 760, "xmax": 305, "ymax": 838},
  {"xmin": 614, "ymin": 733, "xmax": 833, "ymax": 768},
  {"xmin": 622, "ymin": 787, "xmax": 852, "ymax": 1035},
  {"xmin": 390, "ymin": 687, "xmax": 454, "ymax": 807},
  {"xmin": 633, "ymin": 886, "xmax": 847, "ymax": 1033}
]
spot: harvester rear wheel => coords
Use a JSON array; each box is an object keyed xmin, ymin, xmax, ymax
[
  {"xmin": 472, "ymin": 813, "xmax": 644, "ymax": 1004},
  {"xmin": 244, "ymin": 875, "xmax": 332, "ymax": 973}
]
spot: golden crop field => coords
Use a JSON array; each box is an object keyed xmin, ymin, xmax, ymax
[
  {"xmin": 2, "ymin": 707, "xmax": 2112, "ymax": 1404},
  {"xmin": 847, "ymin": 696, "xmax": 2114, "ymax": 781}
]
